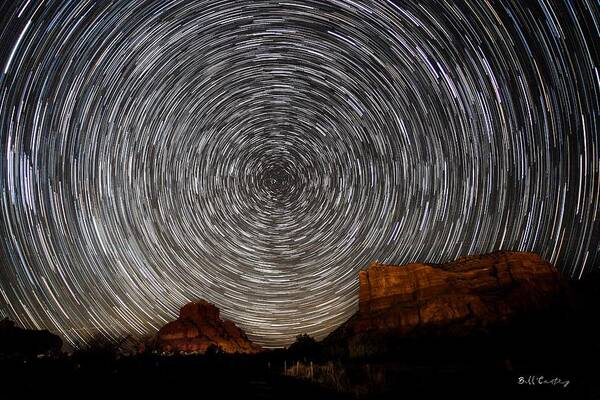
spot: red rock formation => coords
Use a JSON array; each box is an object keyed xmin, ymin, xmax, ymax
[
  {"xmin": 155, "ymin": 300, "xmax": 261, "ymax": 354},
  {"xmin": 333, "ymin": 251, "xmax": 568, "ymax": 340}
]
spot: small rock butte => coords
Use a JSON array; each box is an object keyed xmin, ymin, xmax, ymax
[{"xmin": 156, "ymin": 300, "xmax": 261, "ymax": 354}]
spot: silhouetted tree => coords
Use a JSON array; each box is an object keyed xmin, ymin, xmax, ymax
[
  {"xmin": 287, "ymin": 334, "xmax": 324, "ymax": 362},
  {"xmin": 72, "ymin": 334, "xmax": 129, "ymax": 367},
  {"xmin": 205, "ymin": 344, "xmax": 224, "ymax": 358}
]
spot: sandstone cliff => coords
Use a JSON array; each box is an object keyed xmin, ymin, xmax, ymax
[
  {"xmin": 155, "ymin": 300, "xmax": 261, "ymax": 354},
  {"xmin": 326, "ymin": 251, "xmax": 569, "ymax": 356}
]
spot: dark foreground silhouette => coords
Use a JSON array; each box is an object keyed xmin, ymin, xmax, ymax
[
  {"xmin": 0, "ymin": 332, "xmax": 596, "ymax": 400},
  {"xmin": 0, "ymin": 351, "xmax": 353, "ymax": 398},
  {"xmin": 1, "ymin": 297, "xmax": 597, "ymax": 400},
  {"xmin": 1, "ymin": 258, "xmax": 598, "ymax": 399}
]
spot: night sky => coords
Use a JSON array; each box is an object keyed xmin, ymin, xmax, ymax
[{"xmin": 0, "ymin": 0, "xmax": 598, "ymax": 348}]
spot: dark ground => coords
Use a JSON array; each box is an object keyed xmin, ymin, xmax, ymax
[
  {"xmin": 0, "ymin": 343, "xmax": 596, "ymax": 400},
  {"xmin": 1, "ymin": 272, "xmax": 598, "ymax": 399},
  {"xmin": 0, "ymin": 353, "xmax": 350, "ymax": 399}
]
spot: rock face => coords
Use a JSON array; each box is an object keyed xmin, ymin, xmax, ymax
[
  {"xmin": 326, "ymin": 251, "xmax": 568, "ymax": 355},
  {"xmin": 0, "ymin": 318, "xmax": 63, "ymax": 356},
  {"xmin": 156, "ymin": 300, "xmax": 261, "ymax": 354}
]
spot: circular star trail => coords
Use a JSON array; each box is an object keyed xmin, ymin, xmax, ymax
[{"xmin": 0, "ymin": 0, "xmax": 599, "ymax": 348}]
